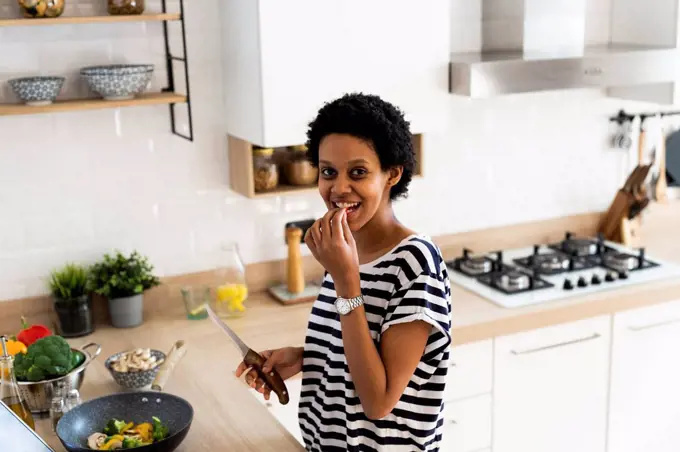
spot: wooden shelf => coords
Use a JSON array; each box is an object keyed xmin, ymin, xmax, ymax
[
  {"xmin": 228, "ymin": 133, "xmax": 424, "ymax": 198},
  {"xmin": 0, "ymin": 92, "xmax": 187, "ymax": 116},
  {"xmin": 0, "ymin": 13, "xmax": 181, "ymax": 27}
]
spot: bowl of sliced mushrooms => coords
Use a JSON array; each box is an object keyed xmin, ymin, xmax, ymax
[{"xmin": 104, "ymin": 348, "xmax": 166, "ymax": 389}]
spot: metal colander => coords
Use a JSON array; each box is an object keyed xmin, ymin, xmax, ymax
[{"xmin": 17, "ymin": 342, "xmax": 101, "ymax": 413}]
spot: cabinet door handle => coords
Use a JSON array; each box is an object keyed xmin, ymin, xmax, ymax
[
  {"xmin": 510, "ymin": 333, "xmax": 601, "ymax": 355},
  {"xmin": 629, "ymin": 318, "xmax": 680, "ymax": 332}
]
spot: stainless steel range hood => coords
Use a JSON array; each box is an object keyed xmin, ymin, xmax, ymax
[{"xmin": 449, "ymin": 44, "xmax": 680, "ymax": 98}]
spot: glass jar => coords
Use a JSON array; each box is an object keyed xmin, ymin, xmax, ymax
[
  {"xmin": 18, "ymin": 0, "xmax": 65, "ymax": 18},
  {"xmin": 0, "ymin": 336, "xmax": 34, "ymax": 430},
  {"xmin": 212, "ymin": 242, "xmax": 248, "ymax": 318},
  {"xmin": 283, "ymin": 145, "xmax": 318, "ymax": 186},
  {"xmin": 49, "ymin": 380, "xmax": 67, "ymax": 432},
  {"xmin": 107, "ymin": 0, "xmax": 144, "ymax": 15},
  {"xmin": 252, "ymin": 147, "xmax": 278, "ymax": 192}
]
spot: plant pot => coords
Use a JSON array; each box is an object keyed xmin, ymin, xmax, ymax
[
  {"xmin": 54, "ymin": 295, "xmax": 94, "ymax": 338},
  {"xmin": 108, "ymin": 294, "xmax": 144, "ymax": 328}
]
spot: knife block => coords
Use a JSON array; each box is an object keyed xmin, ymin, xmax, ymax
[{"xmin": 267, "ymin": 226, "xmax": 321, "ymax": 305}]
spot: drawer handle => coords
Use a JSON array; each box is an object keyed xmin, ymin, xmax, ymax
[
  {"xmin": 629, "ymin": 318, "xmax": 680, "ymax": 332},
  {"xmin": 511, "ymin": 333, "xmax": 601, "ymax": 355}
]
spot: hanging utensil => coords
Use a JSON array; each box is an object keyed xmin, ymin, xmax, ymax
[{"xmin": 655, "ymin": 116, "xmax": 669, "ymax": 203}]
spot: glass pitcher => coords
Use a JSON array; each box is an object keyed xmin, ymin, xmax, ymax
[{"xmin": 212, "ymin": 242, "xmax": 248, "ymax": 318}]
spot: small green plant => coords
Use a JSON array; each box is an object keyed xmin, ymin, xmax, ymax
[
  {"xmin": 48, "ymin": 263, "xmax": 89, "ymax": 301},
  {"xmin": 88, "ymin": 250, "xmax": 161, "ymax": 299}
]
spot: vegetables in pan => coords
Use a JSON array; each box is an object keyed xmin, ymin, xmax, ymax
[{"xmin": 87, "ymin": 416, "xmax": 169, "ymax": 449}]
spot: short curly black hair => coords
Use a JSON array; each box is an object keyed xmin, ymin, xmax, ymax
[{"xmin": 305, "ymin": 92, "xmax": 416, "ymax": 201}]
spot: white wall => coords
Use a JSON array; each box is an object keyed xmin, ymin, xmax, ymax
[{"xmin": 0, "ymin": 0, "xmax": 665, "ymax": 301}]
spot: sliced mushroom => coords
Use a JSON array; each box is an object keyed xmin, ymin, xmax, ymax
[
  {"xmin": 87, "ymin": 432, "xmax": 107, "ymax": 449},
  {"xmin": 111, "ymin": 348, "xmax": 158, "ymax": 373}
]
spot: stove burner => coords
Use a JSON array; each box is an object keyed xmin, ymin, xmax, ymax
[
  {"xmin": 499, "ymin": 271, "xmax": 530, "ymax": 291},
  {"xmin": 603, "ymin": 252, "xmax": 639, "ymax": 272},
  {"xmin": 533, "ymin": 254, "xmax": 570, "ymax": 272},
  {"xmin": 460, "ymin": 257, "xmax": 493, "ymax": 276},
  {"xmin": 564, "ymin": 239, "xmax": 598, "ymax": 257}
]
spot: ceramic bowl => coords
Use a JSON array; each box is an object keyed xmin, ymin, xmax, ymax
[
  {"xmin": 80, "ymin": 64, "xmax": 154, "ymax": 100},
  {"xmin": 105, "ymin": 349, "xmax": 166, "ymax": 389},
  {"xmin": 8, "ymin": 76, "xmax": 65, "ymax": 106}
]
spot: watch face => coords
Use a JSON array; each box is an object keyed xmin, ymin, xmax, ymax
[{"xmin": 336, "ymin": 298, "xmax": 350, "ymax": 315}]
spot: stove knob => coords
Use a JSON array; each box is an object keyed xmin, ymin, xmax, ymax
[
  {"xmin": 591, "ymin": 274, "xmax": 602, "ymax": 285},
  {"xmin": 618, "ymin": 270, "xmax": 629, "ymax": 280},
  {"xmin": 563, "ymin": 278, "xmax": 574, "ymax": 290},
  {"xmin": 577, "ymin": 276, "xmax": 588, "ymax": 288},
  {"xmin": 605, "ymin": 272, "xmax": 617, "ymax": 282}
]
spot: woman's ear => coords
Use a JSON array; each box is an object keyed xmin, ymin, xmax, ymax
[{"xmin": 387, "ymin": 166, "xmax": 403, "ymax": 187}]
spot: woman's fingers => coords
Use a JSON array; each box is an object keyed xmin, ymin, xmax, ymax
[
  {"xmin": 341, "ymin": 209, "xmax": 354, "ymax": 244},
  {"xmin": 311, "ymin": 218, "xmax": 323, "ymax": 246},
  {"xmin": 321, "ymin": 209, "xmax": 335, "ymax": 242},
  {"xmin": 332, "ymin": 208, "xmax": 346, "ymax": 242}
]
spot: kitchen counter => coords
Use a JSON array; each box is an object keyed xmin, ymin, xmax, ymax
[
  {"xmin": 34, "ymin": 318, "xmax": 305, "ymax": 452},
  {"xmin": 20, "ymin": 202, "xmax": 680, "ymax": 449}
]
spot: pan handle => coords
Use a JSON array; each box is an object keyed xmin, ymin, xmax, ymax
[
  {"xmin": 151, "ymin": 340, "xmax": 188, "ymax": 392},
  {"xmin": 80, "ymin": 343, "xmax": 102, "ymax": 359}
]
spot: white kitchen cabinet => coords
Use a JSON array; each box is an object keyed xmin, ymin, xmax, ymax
[
  {"xmin": 441, "ymin": 394, "xmax": 492, "ymax": 452},
  {"xmin": 221, "ymin": 0, "xmax": 450, "ymax": 148},
  {"xmin": 608, "ymin": 299, "xmax": 680, "ymax": 452},
  {"xmin": 445, "ymin": 339, "xmax": 493, "ymax": 401},
  {"xmin": 492, "ymin": 315, "xmax": 611, "ymax": 452}
]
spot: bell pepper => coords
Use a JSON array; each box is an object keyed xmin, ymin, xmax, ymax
[
  {"xmin": 5, "ymin": 339, "xmax": 27, "ymax": 356},
  {"xmin": 16, "ymin": 316, "xmax": 51, "ymax": 347}
]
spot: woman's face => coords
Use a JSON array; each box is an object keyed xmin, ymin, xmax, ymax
[{"xmin": 317, "ymin": 133, "xmax": 401, "ymax": 232}]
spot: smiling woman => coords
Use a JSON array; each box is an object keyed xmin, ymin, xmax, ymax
[{"xmin": 235, "ymin": 93, "xmax": 453, "ymax": 452}]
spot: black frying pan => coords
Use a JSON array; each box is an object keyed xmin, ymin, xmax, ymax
[{"xmin": 56, "ymin": 341, "xmax": 193, "ymax": 452}]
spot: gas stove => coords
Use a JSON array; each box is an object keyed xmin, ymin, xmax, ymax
[{"xmin": 446, "ymin": 232, "xmax": 680, "ymax": 309}]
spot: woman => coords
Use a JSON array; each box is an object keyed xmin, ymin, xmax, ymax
[{"xmin": 236, "ymin": 93, "xmax": 452, "ymax": 451}]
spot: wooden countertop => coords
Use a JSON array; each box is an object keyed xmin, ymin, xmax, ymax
[{"xmin": 34, "ymin": 318, "xmax": 306, "ymax": 451}]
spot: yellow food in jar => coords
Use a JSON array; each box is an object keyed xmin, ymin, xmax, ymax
[{"xmin": 216, "ymin": 283, "xmax": 248, "ymax": 312}]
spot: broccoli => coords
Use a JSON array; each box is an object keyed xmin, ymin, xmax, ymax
[
  {"xmin": 14, "ymin": 336, "xmax": 74, "ymax": 382},
  {"xmin": 152, "ymin": 416, "xmax": 169, "ymax": 441},
  {"xmin": 122, "ymin": 437, "xmax": 145, "ymax": 448},
  {"xmin": 103, "ymin": 419, "xmax": 128, "ymax": 436}
]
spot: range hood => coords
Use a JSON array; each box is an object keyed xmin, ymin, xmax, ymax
[
  {"xmin": 449, "ymin": 44, "xmax": 680, "ymax": 98},
  {"xmin": 449, "ymin": 0, "xmax": 680, "ymax": 98}
]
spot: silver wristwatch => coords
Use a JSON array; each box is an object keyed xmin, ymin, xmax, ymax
[{"xmin": 335, "ymin": 295, "xmax": 364, "ymax": 315}]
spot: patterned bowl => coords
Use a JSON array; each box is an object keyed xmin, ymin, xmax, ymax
[
  {"xmin": 8, "ymin": 76, "xmax": 65, "ymax": 106},
  {"xmin": 80, "ymin": 64, "xmax": 154, "ymax": 101},
  {"xmin": 105, "ymin": 349, "xmax": 166, "ymax": 389}
]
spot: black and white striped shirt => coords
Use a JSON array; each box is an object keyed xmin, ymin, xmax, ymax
[{"xmin": 298, "ymin": 234, "xmax": 453, "ymax": 451}]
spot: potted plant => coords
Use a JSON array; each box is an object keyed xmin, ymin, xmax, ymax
[
  {"xmin": 48, "ymin": 263, "xmax": 93, "ymax": 337},
  {"xmin": 88, "ymin": 250, "xmax": 160, "ymax": 328}
]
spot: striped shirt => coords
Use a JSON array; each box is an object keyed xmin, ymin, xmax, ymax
[{"xmin": 298, "ymin": 234, "xmax": 453, "ymax": 451}]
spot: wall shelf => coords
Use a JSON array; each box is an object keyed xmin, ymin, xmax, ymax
[
  {"xmin": 0, "ymin": 13, "xmax": 181, "ymax": 27},
  {"xmin": 228, "ymin": 133, "xmax": 424, "ymax": 199},
  {"xmin": 0, "ymin": 0, "xmax": 193, "ymax": 141},
  {"xmin": 0, "ymin": 92, "xmax": 187, "ymax": 116}
]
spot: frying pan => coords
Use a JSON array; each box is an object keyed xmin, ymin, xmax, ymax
[{"xmin": 56, "ymin": 341, "xmax": 192, "ymax": 452}]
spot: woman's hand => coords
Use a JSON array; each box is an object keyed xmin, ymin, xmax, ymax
[
  {"xmin": 304, "ymin": 208, "xmax": 360, "ymax": 294},
  {"xmin": 234, "ymin": 346, "xmax": 303, "ymax": 400}
]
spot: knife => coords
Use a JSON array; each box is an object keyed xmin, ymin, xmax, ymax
[{"xmin": 206, "ymin": 305, "xmax": 290, "ymax": 405}]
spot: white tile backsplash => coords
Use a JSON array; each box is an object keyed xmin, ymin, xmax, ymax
[{"xmin": 0, "ymin": 0, "xmax": 670, "ymax": 301}]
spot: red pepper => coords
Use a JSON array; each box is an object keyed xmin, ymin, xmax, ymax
[{"xmin": 16, "ymin": 316, "xmax": 51, "ymax": 347}]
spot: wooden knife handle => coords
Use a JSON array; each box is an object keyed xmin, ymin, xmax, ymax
[{"xmin": 244, "ymin": 348, "xmax": 290, "ymax": 405}]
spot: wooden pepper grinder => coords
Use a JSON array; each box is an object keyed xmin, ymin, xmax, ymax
[
  {"xmin": 286, "ymin": 227, "xmax": 305, "ymax": 294},
  {"xmin": 268, "ymin": 225, "xmax": 322, "ymax": 305}
]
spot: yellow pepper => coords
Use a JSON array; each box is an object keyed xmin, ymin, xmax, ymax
[
  {"xmin": 135, "ymin": 422, "xmax": 153, "ymax": 442},
  {"xmin": 6, "ymin": 339, "xmax": 27, "ymax": 356},
  {"xmin": 98, "ymin": 435, "xmax": 124, "ymax": 450}
]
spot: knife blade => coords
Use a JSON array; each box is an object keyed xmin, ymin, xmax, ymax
[{"xmin": 206, "ymin": 305, "xmax": 290, "ymax": 405}]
